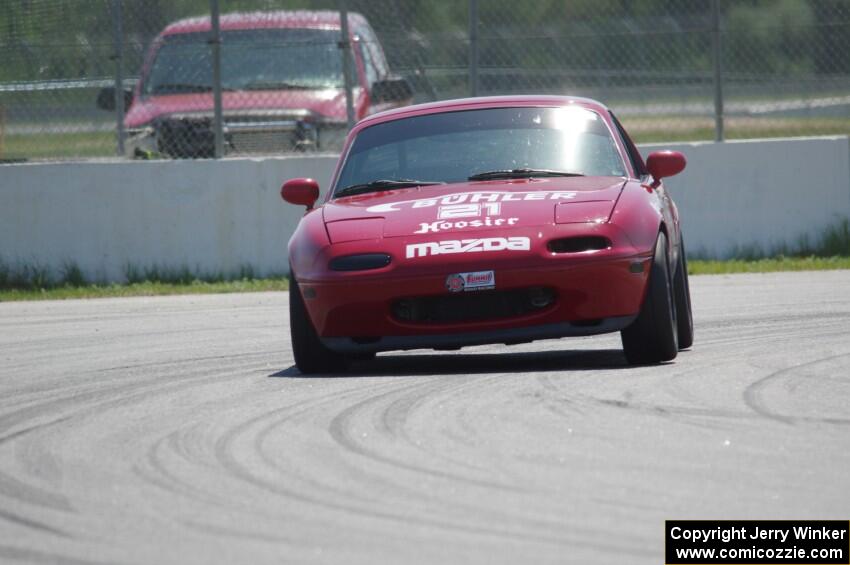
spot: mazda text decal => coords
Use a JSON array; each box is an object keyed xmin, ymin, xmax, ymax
[
  {"xmin": 406, "ymin": 237, "xmax": 530, "ymax": 258},
  {"xmin": 367, "ymin": 191, "xmax": 576, "ymax": 213}
]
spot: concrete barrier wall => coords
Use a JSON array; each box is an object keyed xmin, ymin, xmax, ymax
[
  {"xmin": 0, "ymin": 156, "xmax": 338, "ymax": 281},
  {"xmin": 646, "ymin": 136, "xmax": 850, "ymax": 257},
  {"xmin": 1, "ymin": 136, "xmax": 848, "ymax": 282}
]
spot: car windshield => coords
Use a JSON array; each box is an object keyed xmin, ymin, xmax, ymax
[
  {"xmin": 334, "ymin": 107, "xmax": 626, "ymax": 195},
  {"xmin": 143, "ymin": 28, "xmax": 343, "ymax": 94}
]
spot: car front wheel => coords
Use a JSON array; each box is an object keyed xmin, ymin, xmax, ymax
[
  {"xmin": 673, "ymin": 238, "xmax": 694, "ymax": 350},
  {"xmin": 621, "ymin": 232, "xmax": 679, "ymax": 365},
  {"xmin": 289, "ymin": 275, "xmax": 347, "ymax": 374}
]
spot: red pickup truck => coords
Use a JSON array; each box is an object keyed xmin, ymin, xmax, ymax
[{"xmin": 98, "ymin": 10, "xmax": 412, "ymax": 158}]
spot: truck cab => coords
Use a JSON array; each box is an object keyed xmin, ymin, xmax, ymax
[{"xmin": 97, "ymin": 10, "xmax": 411, "ymax": 158}]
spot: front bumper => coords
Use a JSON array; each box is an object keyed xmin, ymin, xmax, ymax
[
  {"xmin": 322, "ymin": 314, "xmax": 637, "ymax": 354},
  {"xmin": 125, "ymin": 115, "xmax": 347, "ymax": 158},
  {"xmin": 298, "ymin": 223, "xmax": 652, "ymax": 352}
]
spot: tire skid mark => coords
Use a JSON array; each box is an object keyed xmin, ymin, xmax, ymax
[
  {"xmin": 374, "ymin": 370, "xmax": 544, "ymax": 475},
  {"xmin": 534, "ymin": 374, "xmax": 590, "ymax": 417},
  {"xmin": 210, "ymin": 382, "xmax": 449, "ymax": 519},
  {"xmin": 377, "ymin": 376, "xmax": 497, "ymax": 473},
  {"xmin": 0, "ymin": 545, "xmax": 107, "ymax": 565},
  {"xmin": 322, "ymin": 371, "xmax": 644, "ymax": 549},
  {"xmin": 182, "ymin": 518, "xmax": 298, "ymax": 545},
  {"xmin": 94, "ymin": 350, "xmax": 271, "ymax": 373},
  {"xmin": 696, "ymin": 321, "xmax": 850, "ymax": 349},
  {"xmin": 0, "ymin": 507, "xmax": 69, "ymax": 538},
  {"xmin": 135, "ymin": 380, "xmax": 389, "ymax": 513},
  {"xmin": 0, "ymin": 465, "xmax": 73, "ymax": 513},
  {"xmin": 0, "ymin": 416, "xmax": 72, "ymax": 446},
  {"xmin": 592, "ymin": 397, "xmax": 754, "ymax": 426},
  {"xmin": 0, "ymin": 359, "xmax": 270, "ymax": 530},
  {"xmin": 327, "ymin": 376, "xmax": 529, "ymax": 492},
  {"xmin": 533, "ymin": 349, "xmax": 761, "ymax": 432},
  {"xmin": 133, "ymin": 429, "xmax": 227, "ymax": 505},
  {"xmin": 213, "ymin": 375, "xmax": 637, "ymax": 553},
  {"xmin": 252, "ymin": 388, "xmax": 426, "ymax": 507},
  {"xmin": 209, "ymin": 380, "xmax": 582, "ymax": 548},
  {"xmin": 743, "ymin": 352, "xmax": 850, "ymax": 425}
]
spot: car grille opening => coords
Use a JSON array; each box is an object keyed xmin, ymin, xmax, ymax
[
  {"xmin": 155, "ymin": 117, "xmax": 215, "ymax": 158},
  {"xmin": 548, "ymin": 236, "xmax": 611, "ymax": 253},
  {"xmin": 153, "ymin": 115, "xmax": 321, "ymax": 158},
  {"xmin": 392, "ymin": 286, "xmax": 556, "ymax": 324}
]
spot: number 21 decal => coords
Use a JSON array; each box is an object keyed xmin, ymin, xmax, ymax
[{"xmin": 437, "ymin": 202, "xmax": 501, "ymax": 219}]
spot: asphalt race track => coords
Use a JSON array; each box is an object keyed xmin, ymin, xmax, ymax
[{"xmin": 1, "ymin": 271, "xmax": 849, "ymax": 564}]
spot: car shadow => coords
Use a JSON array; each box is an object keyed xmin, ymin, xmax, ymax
[{"xmin": 269, "ymin": 347, "xmax": 638, "ymax": 379}]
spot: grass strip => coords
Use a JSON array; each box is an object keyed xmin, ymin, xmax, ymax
[
  {"xmin": 1, "ymin": 257, "xmax": 849, "ymax": 302},
  {"xmin": 0, "ymin": 278, "xmax": 289, "ymax": 302},
  {"xmin": 689, "ymin": 256, "xmax": 850, "ymax": 275}
]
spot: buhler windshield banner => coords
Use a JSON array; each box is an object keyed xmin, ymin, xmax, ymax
[{"xmin": 665, "ymin": 520, "xmax": 849, "ymax": 564}]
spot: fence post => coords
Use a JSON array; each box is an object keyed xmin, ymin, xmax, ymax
[
  {"xmin": 338, "ymin": 1, "xmax": 356, "ymax": 130},
  {"xmin": 711, "ymin": 0, "xmax": 724, "ymax": 142},
  {"xmin": 468, "ymin": 0, "xmax": 479, "ymax": 97},
  {"xmin": 210, "ymin": 0, "xmax": 225, "ymax": 158},
  {"xmin": 110, "ymin": 0, "xmax": 125, "ymax": 156}
]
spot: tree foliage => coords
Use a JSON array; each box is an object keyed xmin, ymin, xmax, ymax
[{"xmin": 0, "ymin": 0, "xmax": 848, "ymax": 82}]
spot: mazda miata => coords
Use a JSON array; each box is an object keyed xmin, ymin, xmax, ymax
[{"xmin": 281, "ymin": 96, "xmax": 693, "ymax": 373}]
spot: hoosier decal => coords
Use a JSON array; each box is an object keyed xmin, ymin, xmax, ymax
[
  {"xmin": 406, "ymin": 237, "xmax": 530, "ymax": 258},
  {"xmin": 414, "ymin": 217, "xmax": 519, "ymax": 234}
]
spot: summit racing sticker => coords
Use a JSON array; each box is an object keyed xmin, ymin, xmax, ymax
[
  {"xmin": 406, "ymin": 237, "xmax": 530, "ymax": 258},
  {"xmin": 446, "ymin": 271, "xmax": 495, "ymax": 293},
  {"xmin": 366, "ymin": 190, "xmax": 577, "ymax": 213}
]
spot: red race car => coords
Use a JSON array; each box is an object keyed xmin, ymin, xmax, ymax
[{"xmin": 281, "ymin": 95, "xmax": 693, "ymax": 373}]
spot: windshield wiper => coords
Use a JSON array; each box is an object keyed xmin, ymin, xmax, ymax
[
  {"xmin": 468, "ymin": 168, "xmax": 584, "ymax": 181},
  {"xmin": 241, "ymin": 81, "xmax": 317, "ymax": 91},
  {"xmin": 335, "ymin": 179, "xmax": 444, "ymax": 198},
  {"xmin": 152, "ymin": 83, "xmax": 214, "ymax": 93}
]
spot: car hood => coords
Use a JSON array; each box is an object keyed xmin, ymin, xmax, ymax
[
  {"xmin": 124, "ymin": 88, "xmax": 359, "ymax": 128},
  {"xmin": 322, "ymin": 176, "xmax": 626, "ymax": 242}
]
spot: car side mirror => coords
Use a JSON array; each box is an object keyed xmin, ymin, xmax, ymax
[
  {"xmin": 371, "ymin": 77, "xmax": 413, "ymax": 104},
  {"xmin": 281, "ymin": 178, "xmax": 320, "ymax": 210},
  {"xmin": 96, "ymin": 86, "xmax": 133, "ymax": 112},
  {"xmin": 646, "ymin": 151, "xmax": 686, "ymax": 186}
]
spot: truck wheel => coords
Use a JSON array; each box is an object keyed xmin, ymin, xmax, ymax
[
  {"xmin": 289, "ymin": 276, "xmax": 346, "ymax": 374},
  {"xmin": 621, "ymin": 232, "xmax": 679, "ymax": 365}
]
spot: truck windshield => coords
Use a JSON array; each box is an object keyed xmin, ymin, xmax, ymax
[
  {"xmin": 334, "ymin": 107, "xmax": 626, "ymax": 194},
  {"xmin": 143, "ymin": 28, "xmax": 343, "ymax": 94}
]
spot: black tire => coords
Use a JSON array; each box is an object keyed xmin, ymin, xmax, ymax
[
  {"xmin": 289, "ymin": 275, "xmax": 347, "ymax": 374},
  {"xmin": 621, "ymin": 232, "xmax": 679, "ymax": 365},
  {"xmin": 347, "ymin": 352, "xmax": 377, "ymax": 362},
  {"xmin": 673, "ymin": 238, "xmax": 694, "ymax": 350}
]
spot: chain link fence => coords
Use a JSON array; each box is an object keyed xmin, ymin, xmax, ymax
[{"xmin": 2, "ymin": 0, "xmax": 850, "ymax": 161}]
